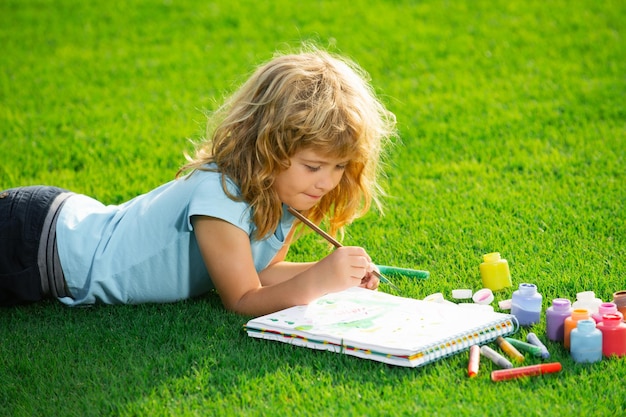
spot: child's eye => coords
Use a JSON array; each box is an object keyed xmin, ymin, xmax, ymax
[
  {"xmin": 336, "ymin": 164, "xmax": 348, "ymax": 170},
  {"xmin": 305, "ymin": 165, "xmax": 321, "ymax": 172}
]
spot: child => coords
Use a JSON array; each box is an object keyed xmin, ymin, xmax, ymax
[{"xmin": 0, "ymin": 47, "xmax": 397, "ymax": 315}]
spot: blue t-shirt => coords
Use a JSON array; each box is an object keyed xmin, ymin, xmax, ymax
[{"xmin": 56, "ymin": 169, "xmax": 294, "ymax": 305}]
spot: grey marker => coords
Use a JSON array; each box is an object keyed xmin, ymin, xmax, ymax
[
  {"xmin": 526, "ymin": 332, "xmax": 550, "ymax": 359},
  {"xmin": 480, "ymin": 345, "xmax": 513, "ymax": 369}
]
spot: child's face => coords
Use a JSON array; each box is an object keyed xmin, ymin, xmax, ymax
[{"xmin": 274, "ymin": 148, "xmax": 349, "ymax": 210}]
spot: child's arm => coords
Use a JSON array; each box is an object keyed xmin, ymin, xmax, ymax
[
  {"xmin": 255, "ymin": 226, "xmax": 315, "ymax": 286},
  {"xmin": 192, "ymin": 215, "xmax": 374, "ymax": 316}
]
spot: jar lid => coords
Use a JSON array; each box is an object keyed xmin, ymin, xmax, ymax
[
  {"xmin": 473, "ymin": 288, "xmax": 494, "ymax": 305},
  {"xmin": 423, "ymin": 292, "xmax": 445, "ymax": 303},
  {"xmin": 452, "ymin": 289, "xmax": 473, "ymax": 299}
]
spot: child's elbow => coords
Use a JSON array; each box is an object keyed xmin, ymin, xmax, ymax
[
  {"xmin": 220, "ymin": 292, "xmax": 256, "ymax": 316},
  {"xmin": 222, "ymin": 301, "xmax": 244, "ymax": 314}
]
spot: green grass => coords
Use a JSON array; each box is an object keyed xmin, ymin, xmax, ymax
[{"xmin": 1, "ymin": 0, "xmax": 625, "ymax": 415}]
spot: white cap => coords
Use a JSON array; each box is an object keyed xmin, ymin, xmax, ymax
[
  {"xmin": 472, "ymin": 288, "xmax": 494, "ymax": 305},
  {"xmin": 423, "ymin": 292, "xmax": 445, "ymax": 303},
  {"xmin": 452, "ymin": 289, "xmax": 473, "ymax": 299}
]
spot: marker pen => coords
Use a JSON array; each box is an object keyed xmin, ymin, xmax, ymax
[
  {"xmin": 491, "ymin": 362, "xmax": 562, "ymax": 382},
  {"xmin": 496, "ymin": 336, "xmax": 525, "ymax": 362},
  {"xmin": 504, "ymin": 337, "xmax": 543, "ymax": 357},
  {"xmin": 375, "ymin": 265, "xmax": 430, "ymax": 279},
  {"xmin": 526, "ymin": 333, "xmax": 550, "ymax": 359},
  {"xmin": 467, "ymin": 345, "xmax": 480, "ymax": 377},
  {"xmin": 480, "ymin": 345, "xmax": 513, "ymax": 369}
]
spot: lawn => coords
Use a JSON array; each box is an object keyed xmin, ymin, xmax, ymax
[{"xmin": 1, "ymin": 0, "xmax": 625, "ymax": 415}]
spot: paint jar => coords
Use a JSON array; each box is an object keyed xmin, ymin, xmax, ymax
[
  {"xmin": 510, "ymin": 283, "xmax": 542, "ymax": 327},
  {"xmin": 572, "ymin": 291, "xmax": 602, "ymax": 316},
  {"xmin": 564, "ymin": 309, "xmax": 591, "ymax": 350},
  {"xmin": 592, "ymin": 302, "xmax": 622, "ymax": 324},
  {"xmin": 479, "ymin": 252, "xmax": 512, "ymax": 292},
  {"xmin": 597, "ymin": 313, "xmax": 626, "ymax": 357},
  {"xmin": 570, "ymin": 319, "xmax": 602, "ymax": 364},
  {"xmin": 546, "ymin": 298, "xmax": 573, "ymax": 342},
  {"xmin": 612, "ymin": 290, "xmax": 626, "ymax": 320}
]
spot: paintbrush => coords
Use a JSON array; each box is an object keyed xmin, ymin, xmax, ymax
[{"xmin": 287, "ymin": 206, "xmax": 402, "ymax": 294}]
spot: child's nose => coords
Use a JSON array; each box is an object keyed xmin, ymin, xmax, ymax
[
  {"xmin": 316, "ymin": 170, "xmax": 342, "ymax": 191},
  {"xmin": 315, "ymin": 173, "xmax": 335, "ymax": 191}
]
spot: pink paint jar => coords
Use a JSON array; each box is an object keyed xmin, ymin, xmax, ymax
[{"xmin": 592, "ymin": 302, "xmax": 622, "ymax": 323}]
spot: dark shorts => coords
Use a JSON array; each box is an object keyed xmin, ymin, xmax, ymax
[{"xmin": 0, "ymin": 186, "xmax": 69, "ymax": 306}]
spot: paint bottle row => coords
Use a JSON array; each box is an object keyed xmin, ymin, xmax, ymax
[
  {"xmin": 509, "ymin": 288, "xmax": 626, "ymax": 331},
  {"xmin": 542, "ymin": 294, "xmax": 626, "ymax": 362},
  {"xmin": 546, "ymin": 293, "xmax": 626, "ymax": 342}
]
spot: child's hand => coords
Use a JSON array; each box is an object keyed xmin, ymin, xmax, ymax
[
  {"xmin": 316, "ymin": 246, "xmax": 374, "ymax": 292},
  {"xmin": 359, "ymin": 265, "xmax": 380, "ymax": 290}
]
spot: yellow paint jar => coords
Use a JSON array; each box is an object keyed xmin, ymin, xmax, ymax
[{"xmin": 479, "ymin": 252, "xmax": 512, "ymax": 292}]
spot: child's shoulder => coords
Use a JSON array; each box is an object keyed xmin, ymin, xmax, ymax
[
  {"xmin": 180, "ymin": 166, "xmax": 238, "ymax": 193},
  {"xmin": 174, "ymin": 167, "xmax": 244, "ymax": 210}
]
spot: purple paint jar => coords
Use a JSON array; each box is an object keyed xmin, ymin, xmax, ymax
[
  {"xmin": 546, "ymin": 298, "xmax": 573, "ymax": 342},
  {"xmin": 511, "ymin": 283, "xmax": 543, "ymax": 327}
]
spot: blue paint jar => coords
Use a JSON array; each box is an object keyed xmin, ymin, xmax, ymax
[
  {"xmin": 510, "ymin": 283, "xmax": 542, "ymax": 327},
  {"xmin": 570, "ymin": 319, "xmax": 602, "ymax": 363}
]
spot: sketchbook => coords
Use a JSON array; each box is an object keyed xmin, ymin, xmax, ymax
[{"xmin": 245, "ymin": 287, "xmax": 519, "ymax": 367}]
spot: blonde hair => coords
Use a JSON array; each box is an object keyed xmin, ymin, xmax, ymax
[{"xmin": 179, "ymin": 47, "xmax": 396, "ymax": 239}]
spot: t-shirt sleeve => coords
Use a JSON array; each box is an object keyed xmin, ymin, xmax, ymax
[{"xmin": 186, "ymin": 172, "xmax": 253, "ymax": 236}]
